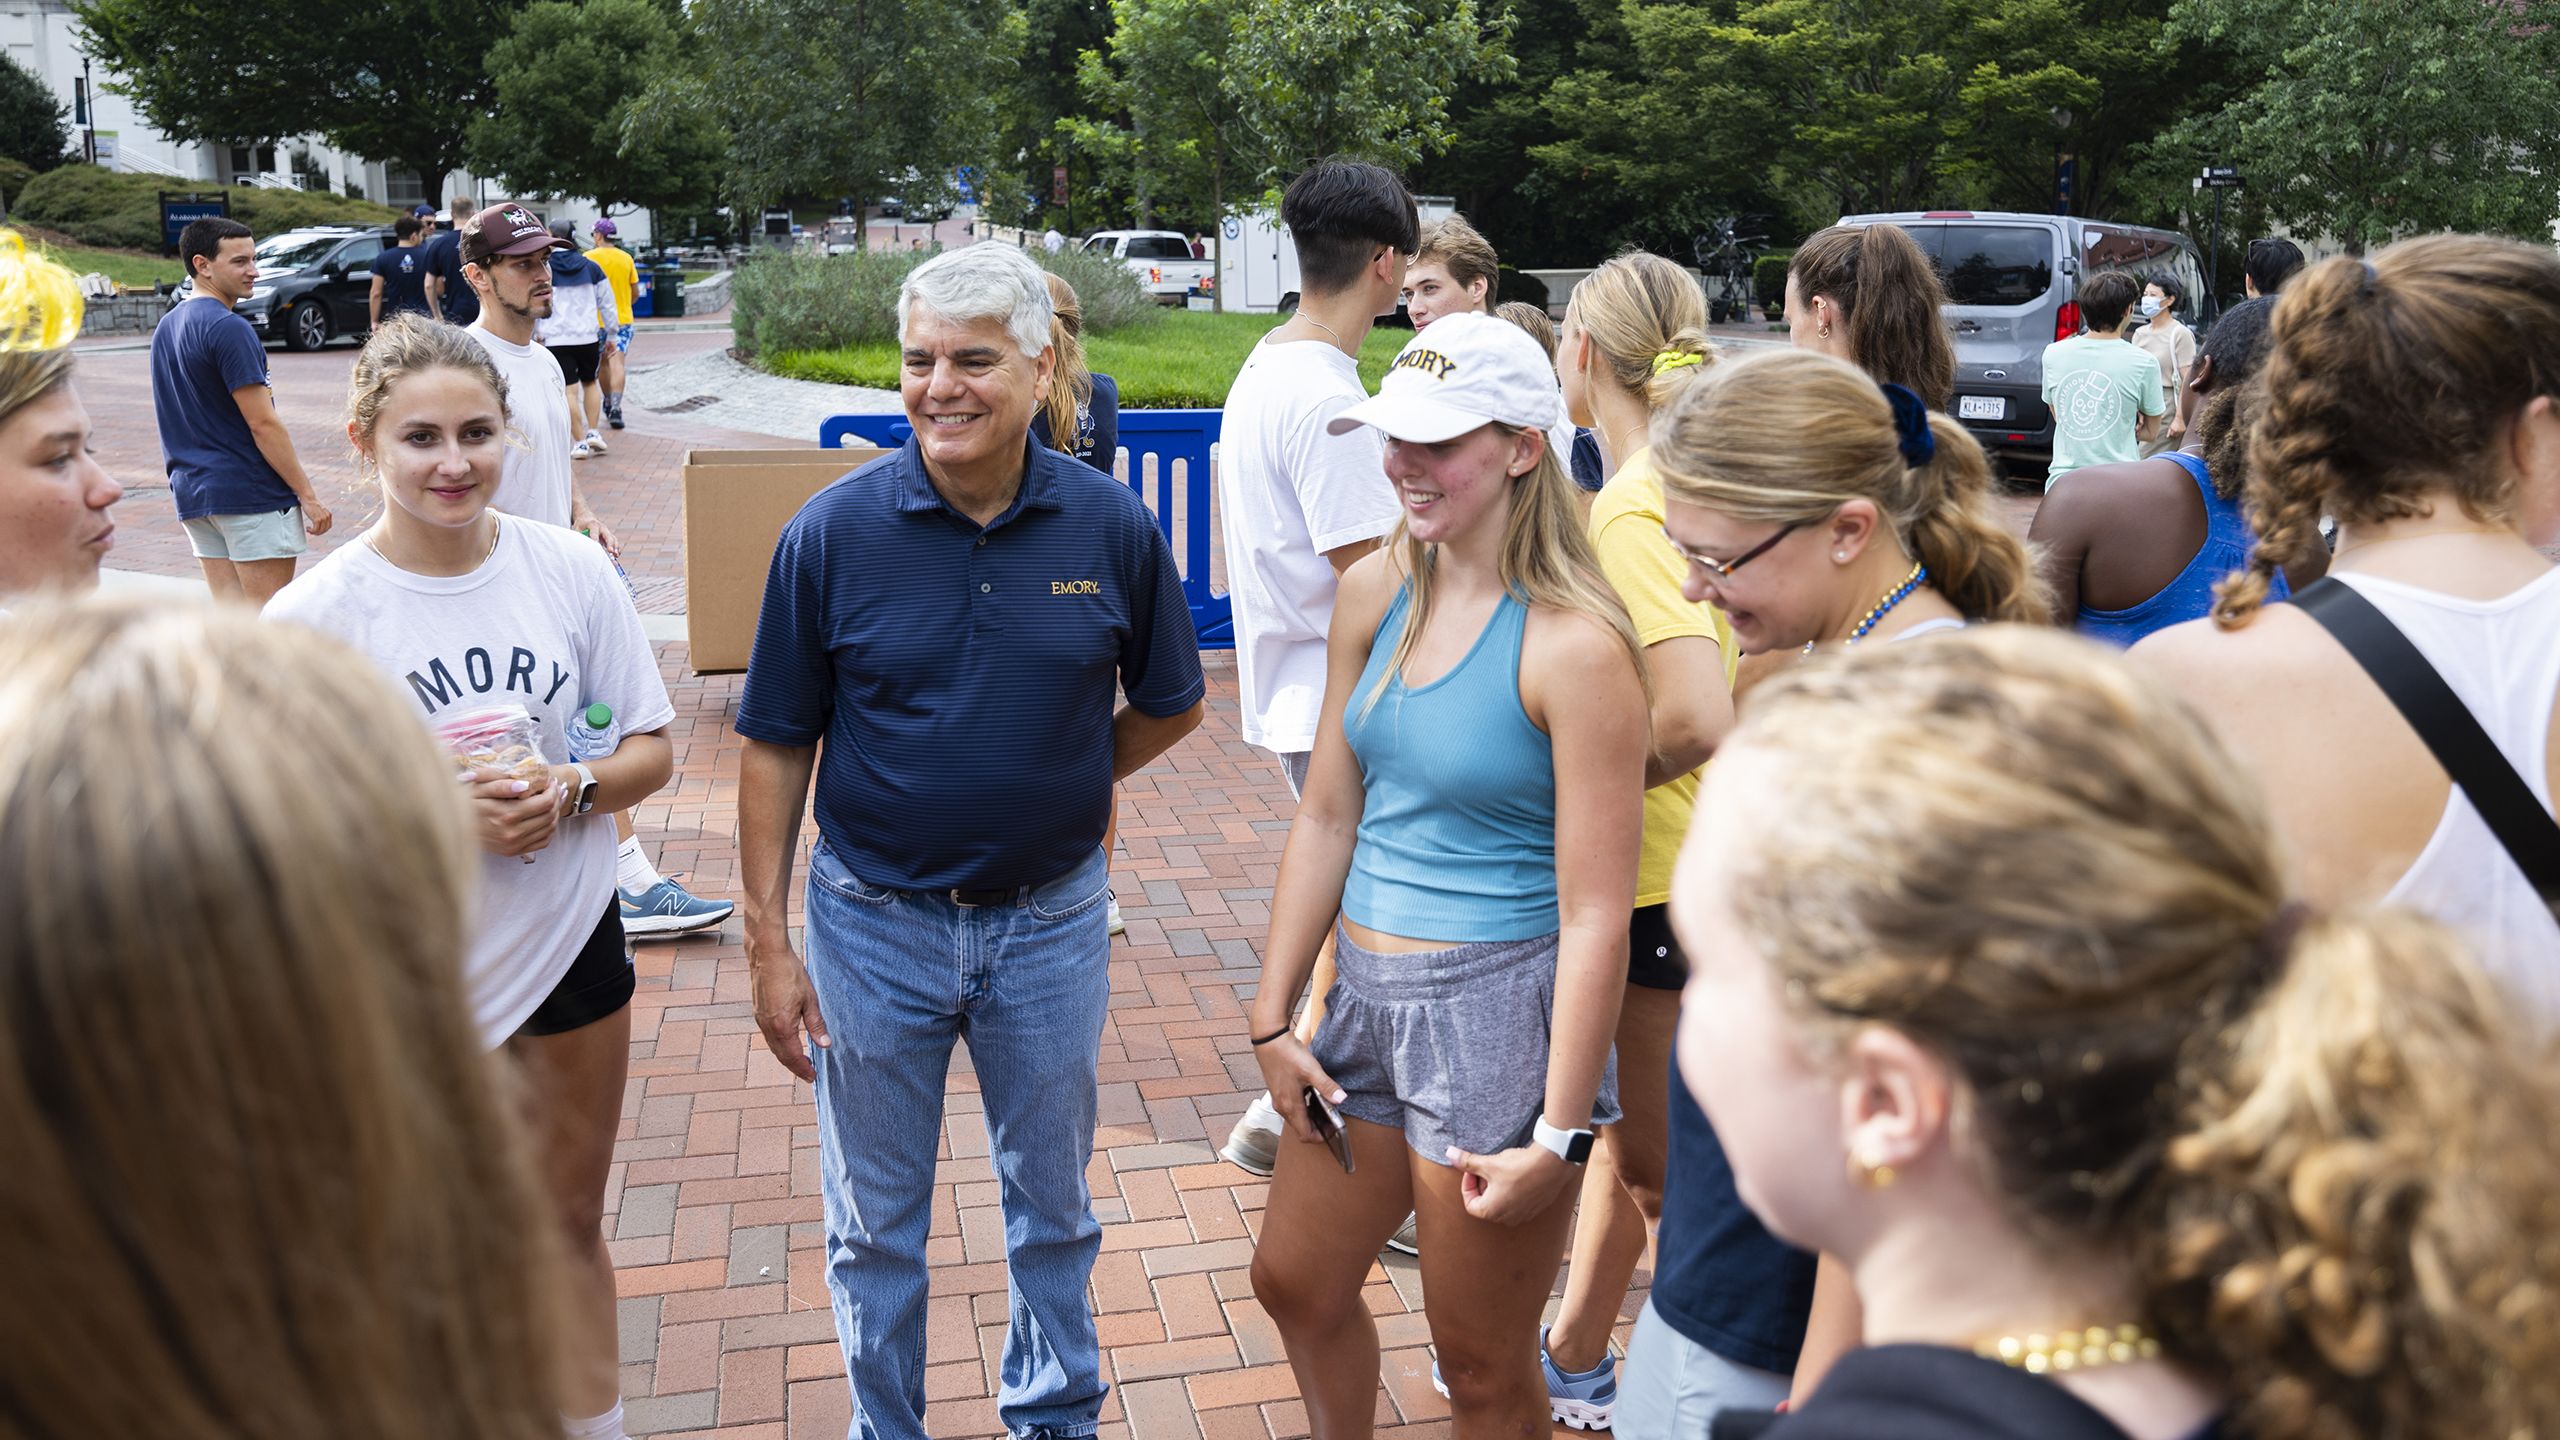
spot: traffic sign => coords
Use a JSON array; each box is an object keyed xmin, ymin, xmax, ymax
[{"xmin": 2200, "ymin": 165, "xmax": 2244, "ymax": 189}]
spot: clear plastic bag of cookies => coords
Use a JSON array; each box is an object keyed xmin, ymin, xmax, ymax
[{"xmin": 432, "ymin": 703, "xmax": 554, "ymax": 787}]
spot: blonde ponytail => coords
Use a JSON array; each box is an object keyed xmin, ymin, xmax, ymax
[
  {"xmin": 1565, "ymin": 251, "xmax": 1714, "ymax": 414},
  {"xmin": 1903, "ymin": 412, "xmax": 2048, "ymax": 625},
  {"xmin": 1040, "ymin": 271, "xmax": 1093, "ymax": 458}
]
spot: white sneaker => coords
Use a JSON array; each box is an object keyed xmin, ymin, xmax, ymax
[
  {"xmin": 584, "ymin": 430, "xmax": 609, "ymax": 454},
  {"xmin": 1219, "ymin": 1093, "xmax": 1285, "ymax": 1176},
  {"xmin": 571, "ymin": 439, "xmax": 595, "ymax": 460}
]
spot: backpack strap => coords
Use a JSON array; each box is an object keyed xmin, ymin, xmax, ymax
[{"xmin": 2293, "ymin": 577, "xmax": 2560, "ymax": 909}]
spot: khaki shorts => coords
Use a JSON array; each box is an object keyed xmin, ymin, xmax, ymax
[{"xmin": 182, "ymin": 507, "xmax": 306, "ymax": 562}]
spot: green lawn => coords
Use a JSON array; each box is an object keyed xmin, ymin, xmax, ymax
[
  {"xmin": 36, "ymin": 241, "xmax": 181, "ymax": 289},
  {"xmin": 767, "ymin": 309, "xmax": 1408, "ymax": 407}
]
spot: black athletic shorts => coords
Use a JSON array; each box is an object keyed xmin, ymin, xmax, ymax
[
  {"xmin": 516, "ymin": 899, "xmax": 634, "ymax": 1037},
  {"xmin": 549, "ymin": 340, "xmax": 603, "ymax": 387},
  {"xmin": 1629, "ymin": 902, "xmax": 1688, "ymax": 991}
]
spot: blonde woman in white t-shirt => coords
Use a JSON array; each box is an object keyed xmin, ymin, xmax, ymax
[{"xmin": 265, "ymin": 314, "xmax": 676, "ymax": 1440}]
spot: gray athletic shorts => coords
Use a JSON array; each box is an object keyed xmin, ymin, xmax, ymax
[{"xmin": 1310, "ymin": 922, "xmax": 1620, "ymax": 1165}]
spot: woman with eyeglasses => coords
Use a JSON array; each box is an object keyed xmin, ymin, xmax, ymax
[
  {"xmin": 1648, "ymin": 344, "xmax": 2050, "ymax": 1417},
  {"xmin": 1655, "ymin": 348, "xmax": 2046, "ymax": 651}
]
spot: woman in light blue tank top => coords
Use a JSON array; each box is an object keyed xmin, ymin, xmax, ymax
[{"xmin": 1243, "ymin": 314, "xmax": 1652, "ymax": 1440}]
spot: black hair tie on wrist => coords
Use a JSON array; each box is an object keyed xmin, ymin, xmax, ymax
[
  {"xmin": 1250, "ymin": 1025, "xmax": 1293, "ymax": 1047},
  {"xmin": 1880, "ymin": 381, "xmax": 1936, "ymax": 466}
]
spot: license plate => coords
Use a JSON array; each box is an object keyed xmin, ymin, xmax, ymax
[{"xmin": 1958, "ymin": 395, "xmax": 2005, "ymax": 421}]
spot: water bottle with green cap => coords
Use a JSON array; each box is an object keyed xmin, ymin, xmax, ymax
[{"xmin": 566, "ymin": 702, "xmax": 618, "ymax": 761}]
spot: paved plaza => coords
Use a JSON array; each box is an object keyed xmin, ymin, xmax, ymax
[{"xmin": 76, "ymin": 321, "xmax": 1632, "ymax": 1440}]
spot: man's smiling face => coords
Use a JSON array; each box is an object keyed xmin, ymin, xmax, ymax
[{"xmin": 899, "ymin": 307, "xmax": 1052, "ymax": 473}]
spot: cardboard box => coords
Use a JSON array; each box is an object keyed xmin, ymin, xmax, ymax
[{"xmin": 682, "ymin": 445, "xmax": 890, "ymax": 674}]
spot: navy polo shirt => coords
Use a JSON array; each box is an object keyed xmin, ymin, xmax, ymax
[{"xmin": 736, "ymin": 438, "xmax": 1205, "ymax": 890}]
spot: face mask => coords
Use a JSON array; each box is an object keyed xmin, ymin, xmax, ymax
[{"xmin": 2138, "ymin": 296, "xmax": 2164, "ymax": 318}]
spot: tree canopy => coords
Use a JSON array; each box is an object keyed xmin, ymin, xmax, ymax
[
  {"xmin": 469, "ymin": 0, "xmax": 723, "ymax": 214},
  {"xmin": 74, "ymin": 0, "xmax": 511, "ymax": 203}
]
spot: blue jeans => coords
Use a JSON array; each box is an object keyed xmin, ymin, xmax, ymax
[{"xmin": 804, "ymin": 841, "xmax": 1114, "ymax": 1440}]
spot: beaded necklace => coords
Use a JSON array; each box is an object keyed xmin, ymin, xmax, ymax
[
  {"xmin": 1804, "ymin": 561, "xmax": 1929, "ymax": 655},
  {"xmin": 1974, "ymin": 1323, "xmax": 2162, "ymax": 1375}
]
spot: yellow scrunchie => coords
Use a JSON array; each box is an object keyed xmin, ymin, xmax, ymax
[
  {"xmin": 1651, "ymin": 349, "xmax": 1704, "ymax": 377},
  {"xmin": 0, "ymin": 230, "xmax": 86, "ymax": 352}
]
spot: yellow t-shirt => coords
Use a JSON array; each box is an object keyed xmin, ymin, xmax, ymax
[
  {"xmin": 589, "ymin": 244, "xmax": 638, "ymax": 323},
  {"xmin": 1588, "ymin": 446, "xmax": 1738, "ymax": 908}
]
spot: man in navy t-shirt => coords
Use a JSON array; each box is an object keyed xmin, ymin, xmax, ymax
[
  {"xmin": 420, "ymin": 195, "xmax": 479, "ymax": 325},
  {"xmin": 150, "ymin": 216, "xmax": 333, "ymax": 605},
  {"xmin": 369, "ymin": 214, "xmax": 434, "ymax": 329},
  {"xmin": 735, "ymin": 243, "xmax": 1205, "ymax": 1440}
]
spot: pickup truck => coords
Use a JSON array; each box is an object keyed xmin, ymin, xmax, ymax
[{"xmin": 1082, "ymin": 230, "xmax": 1211, "ymax": 305}]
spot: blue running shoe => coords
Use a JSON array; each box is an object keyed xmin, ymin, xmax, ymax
[
  {"xmin": 619, "ymin": 877, "xmax": 734, "ymax": 936},
  {"xmin": 1428, "ymin": 1329, "xmax": 1615, "ymax": 1428},
  {"xmin": 1540, "ymin": 1326, "xmax": 1617, "ymax": 1430}
]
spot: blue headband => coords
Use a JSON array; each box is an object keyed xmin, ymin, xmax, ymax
[{"xmin": 1880, "ymin": 382, "xmax": 1935, "ymax": 466}]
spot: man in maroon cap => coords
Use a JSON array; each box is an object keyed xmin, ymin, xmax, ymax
[{"xmin": 458, "ymin": 202, "xmax": 615, "ymax": 545}]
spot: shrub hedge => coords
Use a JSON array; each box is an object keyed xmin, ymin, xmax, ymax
[
  {"xmin": 15, "ymin": 166, "xmax": 402, "ymax": 252},
  {"xmin": 1754, "ymin": 250, "xmax": 1794, "ymax": 307},
  {"xmin": 732, "ymin": 239, "xmax": 1159, "ymax": 358}
]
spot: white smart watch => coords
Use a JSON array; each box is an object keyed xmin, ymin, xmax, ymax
[
  {"xmin": 1533, "ymin": 1117, "xmax": 1596, "ymax": 1166},
  {"xmin": 567, "ymin": 761, "xmax": 600, "ymax": 815}
]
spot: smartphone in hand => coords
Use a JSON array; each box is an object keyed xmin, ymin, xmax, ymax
[{"xmin": 1302, "ymin": 1086, "xmax": 1355, "ymax": 1174}]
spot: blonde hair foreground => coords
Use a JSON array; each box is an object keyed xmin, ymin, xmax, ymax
[
  {"xmin": 1720, "ymin": 627, "xmax": 2560, "ymax": 1440},
  {"xmin": 0, "ymin": 599, "xmax": 564, "ymax": 1438}
]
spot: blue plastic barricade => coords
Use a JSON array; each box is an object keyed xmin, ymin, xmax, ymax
[{"xmin": 818, "ymin": 411, "xmax": 1232, "ymax": 649}]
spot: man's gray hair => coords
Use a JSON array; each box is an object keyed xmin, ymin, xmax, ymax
[{"xmin": 898, "ymin": 244, "xmax": 1055, "ymax": 358}]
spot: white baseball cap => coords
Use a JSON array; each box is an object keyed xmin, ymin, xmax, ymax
[{"xmin": 1327, "ymin": 311, "xmax": 1564, "ymax": 443}]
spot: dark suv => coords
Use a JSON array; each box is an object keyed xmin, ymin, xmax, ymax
[
  {"xmin": 1834, "ymin": 211, "xmax": 2213, "ymax": 466},
  {"xmin": 176, "ymin": 225, "xmax": 400, "ymax": 351}
]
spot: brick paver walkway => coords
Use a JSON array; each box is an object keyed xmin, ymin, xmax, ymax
[{"xmin": 79, "ymin": 325, "xmax": 1630, "ymax": 1439}]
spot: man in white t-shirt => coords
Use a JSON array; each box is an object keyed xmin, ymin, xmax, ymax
[
  {"xmin": 1212, "ymin": 158, "xmax": 1415, "ymax": 1183},
  {"xmin": 457, "ymin": 204, "xmax": 613, "ymax": 540},
  {"xmin": 458, "ymin": 202, "xmax": 735, "ymax": 943}
]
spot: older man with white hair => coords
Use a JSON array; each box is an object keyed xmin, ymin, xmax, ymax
[{"xmin": 735, "ymin": 241, "xmax": 1206, "ymax": 1440}]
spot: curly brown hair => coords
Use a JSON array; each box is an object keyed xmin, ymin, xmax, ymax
[{"xmin": 1725, "ymin": 626, "xmax": 2560, "ymax": 1440}]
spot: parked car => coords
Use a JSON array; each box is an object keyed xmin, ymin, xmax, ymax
[
  {"xmin": 1082, "ymin": 230, "xmax": 1213, "ymax": 305},
  {"xmin": 174, "ymin": 224, "xmax": 399, "ymax": 352},
  {"xmin": 1833, "ymin": 210, "xmax": 2213, "ymax": 467}
]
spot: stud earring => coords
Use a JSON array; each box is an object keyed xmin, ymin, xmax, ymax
[
  {"xmin": 1848, "ymin": 1145, "xmax": 1898, "ymax": 1189},
  {"xmin": 1834, "ymin": 551, "xmax": 1848, "ymax": 562}
]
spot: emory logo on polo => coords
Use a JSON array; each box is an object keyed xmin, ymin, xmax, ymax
[
  {"xmin": 405, "ymin": 644, "xmax": 579, "ymax": 713},
  {"xmin": 1052, "ymin": 579, "xmax": 1101, "ymax": 595}
]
